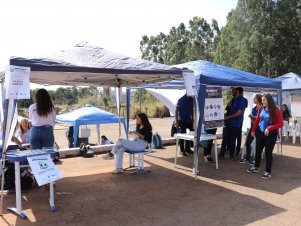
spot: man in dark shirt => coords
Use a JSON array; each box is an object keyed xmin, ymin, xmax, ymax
[
  {"xmin": 175, "ymin": 94, "xmax": 194, "ymax": 156},
  {"xmin": 219, "ymin": 87, "xmax": 246, "ymax": 159},
  {"xmin": 235, "ymin": 87, "xmax": 248, "ymax": 156}
]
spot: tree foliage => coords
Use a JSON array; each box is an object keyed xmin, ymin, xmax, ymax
[
  {"xmin": 140, "ymin": 17, "xmax": 220, "ymax": 65},
  {"xmin": 214, "ymin": 0, "xmax": 301, "ymax": 77}
]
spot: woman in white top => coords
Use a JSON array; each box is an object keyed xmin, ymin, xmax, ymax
[
  {"xmin": 12, "ymin": 118, "xmax": 31, "ymax": 145},
  {"xmin": 29, "ymin": 89, "xmax": 56, "ymax": 149},
  {"xmin": 101, "ymin": 135, "xmax": 111, "ymax": 145}
]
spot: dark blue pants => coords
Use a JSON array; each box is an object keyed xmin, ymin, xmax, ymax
[
  {"xmin": 220, "ymin": 125, "xmax": 241, "ymax": 158},
  {"xmin": 30, "ymin": 126, "xmax": 55, "ymax": 150}
]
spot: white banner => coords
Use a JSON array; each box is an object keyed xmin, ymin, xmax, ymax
[
  {"xmin": 5, "ymin": 65, "xmax": 30, "ymax": 99},
  {"xmin": 27, "ymin": 154, "xmax": 63, "ymax": 186},
  {"xmin": 183, "ymin": 71, "xmax": 197, "ymax": 97}
]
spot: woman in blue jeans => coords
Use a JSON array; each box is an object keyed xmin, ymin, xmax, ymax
[{"xmin": 29, "ymin": 89, "xmax": 56, "ymax": 149}]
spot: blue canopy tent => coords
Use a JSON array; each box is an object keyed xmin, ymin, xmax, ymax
[
  {"xmin": 129, "ymin": 60, "xmax": 282, "ymax": 176},
  {"xmin": 56, "ymin": 104, "xmax": 126, "ymax": 147}
]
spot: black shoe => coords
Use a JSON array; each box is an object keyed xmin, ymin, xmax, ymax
[
  {"xmin": 206, "ymin": 156, "xmax": 214, "ymax": 163},
  {"xmin": 186, "ymin": 149, "xmax": 193, "ymax": 154},
  {"xmin": 181, "ymin": 151, "xmax": 189, "ymax": 156}
]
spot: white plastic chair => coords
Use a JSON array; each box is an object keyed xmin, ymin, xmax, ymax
[{"xmin": 283, "ymin": 121, "xmax": 297, "ymax": 144}]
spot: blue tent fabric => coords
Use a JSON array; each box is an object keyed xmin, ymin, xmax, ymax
[
  {"xmin": 274, "ymin": 72, "xmax": 301, "ymax": 91},
  {"xmin": 56, "ymin": 104, "xmax": 126, "ymax": 147},
  {"xmin": 134, "ymin": 60, "xmax": 282, "ymax": 175},
  {"xmin": 176, "ymin": 60, "xmax": 282, "ymax": 89},
  {"xmin": 9, "ymin": 42, "xmax": 184, "ymax": 87}
]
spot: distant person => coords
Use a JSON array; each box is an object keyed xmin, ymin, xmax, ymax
[
  {"xmin": 175, "ymin": 94, "xmax": 194, "ymax": 156},
  {"xmin": 240, "ymin": 94, "xmax": 262, "ymax": 164},
  {"xmin": 235, "ymin": 87, "xmax": 248, "ymax": 156},
  {"xmin": 29, "ymin": 89, "xmax": 56, "ymax": 149},
  {"xmin": 282, "ymin": 104, "xmax": 291, "ymax": 122},
  {"xmin": 11, "ymin": 118, "xmax": 31, "ymax": 145},
  {"xmin": 102, "ymin": 113, "xmax": 152, "ymax": 174},
  {"xmin": 219, "ymin": 87, "xmax": 246, "ymax": 159},
  {"xmin": 65, "ymin": 126, "xmax": 74, "ymax": 148},
  {"xmin": 247, "ymin": 94, "xmax": 283, "ymax": 179},
  {"xmin": 101, "ymin": 135, "xmax": 111, "ymax": 145}
]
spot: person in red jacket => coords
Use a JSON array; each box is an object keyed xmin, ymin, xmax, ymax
[{"xmin": 246, "ymin": 93, "xmax": 283, "ymax": 179}]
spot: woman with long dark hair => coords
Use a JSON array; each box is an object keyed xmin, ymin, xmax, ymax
[
  {"xmin": 247, "ymin": 94, "xmax": 283, "ymax": 179},
  {"xmin": 240, "ymin": 94, "xmax": 262, "ymax": 164},
  {"xmin": 29, "ymin": 89, "xmax": 56, "ymax": 149},
  {"xmin": 282, "ymin": 104, "xmax": 291, "ymax": 122},
  {"xmin": 103, "ymin": 113, "xmax": 152, "ymax": 174}
]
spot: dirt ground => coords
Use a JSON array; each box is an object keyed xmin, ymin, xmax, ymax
[{"xmin": 1, "ymin": 118, "xmax": 301, "ymax": 226}]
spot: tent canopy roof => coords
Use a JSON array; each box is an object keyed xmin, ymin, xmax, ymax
[
  {"xmin": 56, "ymin": 104, "xmax": 124, "ymax": 125},
  {"xmin": 274, "ymin": 72, "xmax": 301, "ymax": 91},
  {"xmin": 138, "ymin": 60, "xmax": 282, "ymax": 90},
  {"xmin": 9, "ymin": 42, "xmax": 184, "ymax": 87}
]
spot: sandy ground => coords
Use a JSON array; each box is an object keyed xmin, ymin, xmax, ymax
[{"xmin": 1, "ymin": 118, "xmax": 301, "ymax": 226}]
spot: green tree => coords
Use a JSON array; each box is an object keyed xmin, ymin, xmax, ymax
[
  {"xmin": 140, "ymin": 17, "xmax": 220, "ymax": 65},
  {"xmin": 214, "ymin": 0, "xmax": 301, "ymax": 77}
]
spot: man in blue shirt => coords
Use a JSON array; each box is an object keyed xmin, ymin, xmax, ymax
[
  {"xmin": 236, "ymin": 87, "xmax": 248, "ymax": 156},
  {"xmin": 175, "ymin": 94, "xmax": 194, "ymax": 156},
  {"xmin": 219, "ymin": 87, "xmax": 246, "ymax": 159}
]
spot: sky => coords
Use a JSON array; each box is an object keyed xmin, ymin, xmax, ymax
[{"xmin": 0, "ymin": 0, "xmax": 238, "ymax": 67}]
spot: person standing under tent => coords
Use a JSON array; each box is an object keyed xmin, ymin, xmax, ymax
[
  {"xmin": 219, "ymin": 87, "xmax": 245, "ymax": 159},
  {"xmin": 175, "ymin": 94, "xmax": 194, "ymax": 156},
  {"xmin": 240, "ymin": 94, "xmax": 262, "ymax": 164},
  {"xmin": 235, "ymin": 87, "xmax": 248, "ymax": 156},
  {"xmin": 247, "ymin": 94, "xmax": 283, "ymax": 179},
  {"xmin": 102, "ymin": 113, "xmax": 152, "ymax": 174},
  {"xmin": 29, "ymin": 89, "xmax": 56, "ymax": 150}
]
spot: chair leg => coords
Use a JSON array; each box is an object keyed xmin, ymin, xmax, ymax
[{"xmin": 131, "ymin": 153, "xmax": 151, "ymax": 175}]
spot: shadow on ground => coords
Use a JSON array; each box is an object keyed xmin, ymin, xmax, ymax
[{"xmin": 2, "ymin": 161, "xmax": 286, "ymax": 226}]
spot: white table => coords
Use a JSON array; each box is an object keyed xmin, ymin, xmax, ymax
[
  {"xmin": 6, "ymin": 150, "xmax": 57, "ymax": 219},
  {"xmin": 174, "ymin": 133, "xmax": 218, "ymax": 172}
]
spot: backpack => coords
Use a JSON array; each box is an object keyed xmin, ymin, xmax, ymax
[
  {"xmin": 151, "ymin": 132, "xmax": 163, "ymax": 149},
  {"xmin": 171, "ymin": 121, "xmax": 177, "ymax": 137},
  {"xmin": 79, "ymin": 143, "xmax": 94, "ymax": 158},
  {"xmin": 2, "ymin": 162, "xmax": 35, "ymax": 190}
]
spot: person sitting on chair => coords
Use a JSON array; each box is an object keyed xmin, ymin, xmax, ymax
[
  {"xmin": 101, "ymin": 135, "xmax": 111, "ymax": 145},
  {"xmin": 11, "ymin": 118, "xmax": 31, "ymax": 146},
  {"xmin": 102, "ymin": 113, "xmax": 152, "ymax": 174}
]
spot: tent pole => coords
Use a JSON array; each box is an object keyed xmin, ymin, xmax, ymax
[
  {"xmin": 126, "ymin": 88, "xmax": 131, "ymax": 137},
  {"xmin": 116, "ymin": 87, "xmax": 122, "ymax": 138},
  {"xmin": 0, "ymin": 99, "xmax": 15, "ymax": 215}
]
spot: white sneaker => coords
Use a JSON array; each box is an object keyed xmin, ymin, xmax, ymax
[
  {"xmin": 112, "ymin": 169, "xmax": 124, "ymax": 174},
  {"xmin": 262, "ymin": 172, "xmax": 272, "ymax": 179}
]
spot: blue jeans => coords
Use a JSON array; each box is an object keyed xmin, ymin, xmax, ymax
[{"xmin": 30, "ymin": 126, "xmax": 55, "ymax": 150}]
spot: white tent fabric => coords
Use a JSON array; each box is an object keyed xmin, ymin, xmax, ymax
[{"xmin": 146, "ymin": 89, "xmax": 185, "ymax": 116}]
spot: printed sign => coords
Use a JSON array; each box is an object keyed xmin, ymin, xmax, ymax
[
  {"xmin": 183, "ymin": 70, "xmax": 197, "ymax": 96},
  {"xmin": 204, "ymin": 87, "xmax": 224, "ymax": 129},
  {"xmin": 5, "ymin": 65, "xmax": 30, "ymax": 99},
  {"xmin": 27, "ymin": 154, "xmax": 63, "ymax": 186}
]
